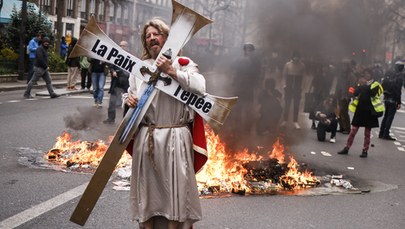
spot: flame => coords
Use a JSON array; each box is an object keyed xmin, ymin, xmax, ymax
[
  {"xmin": 45, "ymin": 131, "xmax": 131, "ymax": 169},
  {"xmin": 46, "ymin": 130, "xmax": 319, "ymax": 193},
  {"xmin": 196, "ymin": 128, "xmax": 319, "ymax": 193}
]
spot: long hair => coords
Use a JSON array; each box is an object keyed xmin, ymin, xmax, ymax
[{"xmin": 140, "ymin": 18, "xmax": 170, "ymax": 60}]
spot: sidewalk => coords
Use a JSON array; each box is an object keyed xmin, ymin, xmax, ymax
[{"xmin": 0, "ymin": 78, "xmax": 111, "ymax": 96}]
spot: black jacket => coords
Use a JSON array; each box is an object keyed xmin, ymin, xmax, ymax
[{"xmin": 34, "ymin": 45, "xmax": 48, "ymax": 69}]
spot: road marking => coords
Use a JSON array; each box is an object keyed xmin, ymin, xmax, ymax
[
  {"xmin": 393, "ymin": 126, "xmax": 405, "ymax": 131},
  {"xmin": 320, "ymin": 151, "xmax": 332, "ymax": 157},
  {"xmin": 394, "ymin": 142, "xmax": 401, "ymax": 146},
  {"xmin": 398, "ymin": 147, "xmax": 405, "ymax": 152},
  {"xmin": 0, "ymin": 182, "xmax": 88, "ymax": 229},
  {"xmin": 7, "ymin": 100, "xmax": 21, "ymax": 103},
  {"xmin": 347, "ymin": 167, "xmax": 355, "ymax": 170},
  {"xmin": 310, "ymin": 151, "xmax": 316, "ymax": 155}
]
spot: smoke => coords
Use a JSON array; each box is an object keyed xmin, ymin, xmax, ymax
[
  {"xmin": 64, "ymin": 106, "xmax": 104, "ymax": 131},
  {"xmin": 251, "ymin": 0, "xmax": 378, "ymax": 61},
  {"xmin": 198, "ymin": 0, "xmax": 387, "ymax": 151}
]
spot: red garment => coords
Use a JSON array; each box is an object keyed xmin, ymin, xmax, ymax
[{"xmin": 192, "ymin": 114, "xmax": 208, "ymax": 173}]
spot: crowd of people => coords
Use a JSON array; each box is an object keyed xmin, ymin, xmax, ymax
[
  {"xmin": 226, "ymin": 42, "xmax": 405, "ymax": 159},
  {"xmin": 23, "ymin": 34, "xmax": 130, "ymax": 124}
]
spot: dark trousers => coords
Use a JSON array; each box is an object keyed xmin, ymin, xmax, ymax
[
  {"xmin": 27, "ymin": 58, "xmax": 35, "ymax": 83},
  {"xmin": 379, "ymin": 101, "xmax": 397, "ymax": 138},
  {"xmin": 338, "ymin": 98, "xmax": 351, "ymax": 132},
  {"xmin": 80, "ymin": 68, "xmax": 92, "ymax": 89},
  {"xmin": 317, "ymin": 119, "xmax": 338, "ymax": 141},
  {"xmin": 24, "ymin": 67, "xmax": 56, "ymax": 96},
  {"xmin": 284, "ymin": 89, "xmax": 301, "ymax": 122},
  {"xmin": 107, "ymin": 87, "xmax": 125, "ymax": 121}
]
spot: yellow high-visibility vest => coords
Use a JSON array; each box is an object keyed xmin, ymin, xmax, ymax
[{"xmin": 348, "ymin": 81, "xmax": 384, "ymax": 114}]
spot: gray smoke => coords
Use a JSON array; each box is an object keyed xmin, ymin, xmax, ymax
[
  {"xmin": 64, "ymin": 106, "xmax": 104, "ymax": 131},
  {"xmin": 196, "ymin": 0, "xmax": 388, "ymax": 151}
]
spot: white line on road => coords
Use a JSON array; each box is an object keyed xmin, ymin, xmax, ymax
[
  {"xmin": 398, "ymin": 147, "xmax": 405, "ymax": 152},
  {"xmin": 0, "ymin": 182, "xmax": 88, "ymax": 229},
  {"xmin": 321, "ymin": 151, "xmax": 332, "ymax": 157}
]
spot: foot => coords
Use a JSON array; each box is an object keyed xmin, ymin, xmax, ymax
[
  {"xmin": 311, "ymin": 122, "xmax": 317, "ymax": 129},
  {"xmin": 50, "ymin": 94, "xmax": 60, "ymax": 99},
  {"xmin": 378, "ymin": 133, "xmax": 383, "ymax": 139},
  {"xmin": 338, "ymin": 147, "xmax": 349, "ymax": 155},
  {"xmin": 23, "ymin": 94, "xmax": 33, "ymax": 99},
  {"xmin": 342, "ymin": 130, "xmax": 350, "ymax": 134},
  {"xmin": 103, "ymin": 119, "xmax": 114, "ymax": 124},
  {"xmin": 360, "ymin": 150, "xmax": 368, "ymax": 158},
  {"xmin": 280, "ymin": 121, "xmax": 287, "ymax": 127},
  {"xmin": 383, "ymin": 136, "xmax": 397, "ymax": 141},
  {"xmin": 294, "ymin": 122, "xmax": 301, "ymax": 129},
  {"xmin": 329, "ymin": 137, "xmax": 336, "ymax": 143}
]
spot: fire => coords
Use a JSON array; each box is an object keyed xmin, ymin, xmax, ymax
[
  {"xmin": 45, "ymin": 131, "xmax": 131, "ymax": 169},
  {"xmin": 196, "ymin": 128, "xmax": 319, "ymax": 194},
  {"xmin": 46, "ymin": 130, "xmax": 319, "ymax": 193}
]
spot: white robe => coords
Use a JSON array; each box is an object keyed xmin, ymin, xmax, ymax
[{"xmin": 128, "ymin": 57, "xmax": 206, "ymax": 228}]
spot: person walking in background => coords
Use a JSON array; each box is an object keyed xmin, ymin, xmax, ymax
[
  {"xmin": 103, "ymin": 41, "xmax": 130, "ymax": 124},
  {"xmin": 66, "ymin": 37, "xmax": 80, "ymax": 90},
  {"xmin": 124, "ymin": 18, "xmax": 207, "ymax": 228},
  {"xmin": 23, "ymin": 37, "xmax": 60, "ymax": 99},
  {"xmin": 314, "ymin": 95, "xmax": 338, "ymax": 143},
  {"xmin": 338, "ymin": 68, "xmax": 383, "ymax": 158},
  {"xmin": 281, "ymin": 51, "xmax": 306, "ymax": 129},
  {"xmin": 60, "ymin": 36, "xmax": 68, "ymax": 59},
  {"xmin": 90, "ymin": 58, "xmax": 107, "ymax": 108},
  {"xmin": 27, "ymin": 33, "xmax": 42, "ymax": 84},
  {"xmin": 80, "ymin": 56, "xmax": 92, "ymax": 91},
  {"xmin": 379, "ymin": 60, "xmax": 404, "ymax": 141}
]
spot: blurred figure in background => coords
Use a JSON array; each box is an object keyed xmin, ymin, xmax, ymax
[
  {"xmin": 281, "ymin": 51, "xmax": 306, "ymax": 129},
  {"xmin": 336, "ymin": 60, "xmax": 358, "ymax": 134},
  {"xmin": 379, "ymin": 61, "xmax": 404, "ymax": 141},
  {"xmin": 27, "ymin": 33, "xmax": 42, "ymax": 84},
  {"xmin": 231, "ymin": 43, "xmax": 263, "ymax": 135},
  {"xmin": 60, "ymin": 36, "xmax": 68, "ymax": 59},
  {"xmin": 66, "ymin": 37, "xmax": 80, "ymax": 90},
  {"xmin": 91, "ymin": 58, "xmax": 107, "ymax": 108},
  {"xmin": 103, "ymin": 41, "xmax": 130, "ymax": 124},
  {"xmin": 256, "ymin": 78, "xmax": 283, "ymax": 136},
  {"xmin": 23, "ymin": 37, "xmax": 60, "ymax": 99},
  {"xmin": 313, "ymin": 95, "xmax": 338, "ymax": 143},
  {"xmin": 309, "ymin": 63, "xmax": 334, "ymax": 129},
  {"xmin": 80, "ymin": 56, "xmax": 92, "ymax": 91}
]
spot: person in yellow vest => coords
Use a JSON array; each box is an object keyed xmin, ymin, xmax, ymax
[{"xmin": 338, "ymin": 68, "xmax": 384, "ymax": 158}]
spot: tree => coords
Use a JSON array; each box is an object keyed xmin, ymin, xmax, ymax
[
  {"xmin": 5, "ymin": 3, "xmax": 54, "ymax": 52},
  {"xmin": 5, "ymin": 2, "xmax": 54, "ymax": 79}
]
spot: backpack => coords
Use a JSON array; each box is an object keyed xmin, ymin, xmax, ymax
[{"xmin": 382, "ymin": 73, "xmax": 396, "ymax": 95}]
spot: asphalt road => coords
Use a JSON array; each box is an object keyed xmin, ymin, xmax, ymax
[{"xmin": 0, "ymin": 85, "xmax": 405, "ymax": 229}]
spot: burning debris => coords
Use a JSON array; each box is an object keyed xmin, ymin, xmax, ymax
[
  {"xmin": 197, "ymin": 129, "xmax": 320, "ymax": 195},
  {"xmin": 45, "ymin": 131, "xmax": 131, "ymax": 171},
  {"xmin": 37, "ymin": 130, "xmax": 373, "ymax": 196}
]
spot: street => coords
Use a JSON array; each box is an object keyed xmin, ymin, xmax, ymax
[{"xmin": 1, "ymin": 85, "xmax": 405, "ymax": 229}]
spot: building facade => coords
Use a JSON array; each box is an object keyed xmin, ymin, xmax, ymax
[{"xmin": 29, "ymin": 0, "xmax": 247, "ymax": 55}]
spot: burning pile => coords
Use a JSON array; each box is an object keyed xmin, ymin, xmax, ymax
[
  {"xmin": 197, "ymin": 129, "xmax": 320, "ymax": 195},
  {"xmin": 45, "ymin": 130, "xmax": 320, "ymax": 194},
  {"xmin": 45, "ymin": 132, "xmax": 131, "ymax": 170}
]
